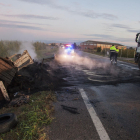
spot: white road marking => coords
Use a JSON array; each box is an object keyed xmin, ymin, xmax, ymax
[
  {"xmin": 79, "ymin": 88, "xmax": 110, "ymax": 140},
  {"xmin": 88, "ymin": 77, "xmax": 117, "ymax": 82}
]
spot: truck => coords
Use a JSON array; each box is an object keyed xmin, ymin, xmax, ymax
[{"xmin": 135, "ymin": 33, "xmax": 140, "ymax": 69}]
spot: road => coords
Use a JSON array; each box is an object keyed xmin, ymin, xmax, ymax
[{"xmin": 49, "ymin": 51, "xmax": 140, "ymax": 140}]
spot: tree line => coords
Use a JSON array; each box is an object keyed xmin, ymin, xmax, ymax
[
  {"xmin": 33, "ymin": 42, "xmax": 47, "ymax": 51},
  {"xmin": 0, "ymin": 40, "xmax": 21, "ymax": 57},
  {"xmin": 0, "ymin": 41, "xmax": 49, "ymax": 58}
]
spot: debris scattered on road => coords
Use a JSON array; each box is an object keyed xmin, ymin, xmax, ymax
[
  {"xmin": 0, "ymin": 50, "xmax": 33, "ymax": 103},
  {"xmin": 0, "ymin": 50, "xmax": 66, "ymax": 107},
  {"xmin": 14, "ymin": 92, "xmax": 19, "ymax": 97},
  {"xmin": 10, "ymin": 50, "xmax": 34, "ymax": 71},
  {"xmin": 61, "ymin": 105, "xmax": 80, "ymax": 114},
  {"xmin": 90, "ymin": 99, "xmax": 100, "ymax": 108},
  {"xmin": 0, "ymin": 56, "xmax": 17, "ymax": 85},
  {"xmin": 42, "ymin": 54, "xmax": 55, "ymax": 63},
  {"xmin": 73, "ymin": 98, "xmax": 79, "ymax": 100},
  {"xmin": 0, "ymin": 81, "xmax": 10, "ymax": 101},
  {"xmin": 8, "ymin": 95, "xmax": 29, "ymax": 107}
]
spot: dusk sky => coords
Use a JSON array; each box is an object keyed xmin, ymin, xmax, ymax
[{"xmin": 0, "ymin": 0, "xmax": 140, "ymax": 46}]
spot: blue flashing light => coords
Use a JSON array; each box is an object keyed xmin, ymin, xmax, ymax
[{"xmin": 65, "ymin": 45, "xmax": 74, "ymax": 54}]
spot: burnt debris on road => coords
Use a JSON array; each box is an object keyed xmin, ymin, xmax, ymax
[{"xmin": 0, "ymin": 50, "xmax": 67, "ymax": 108}]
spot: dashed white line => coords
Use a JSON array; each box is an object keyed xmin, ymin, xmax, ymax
[{"xmin": 79, "ymin": 88, "xmax": 110, "ymax": 140}]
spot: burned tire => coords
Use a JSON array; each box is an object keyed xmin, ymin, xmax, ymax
[{"xmin": 0, "ymin": 113, "xmax": 18, "ymax": 133}]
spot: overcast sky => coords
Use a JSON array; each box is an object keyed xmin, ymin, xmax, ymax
[{"xmin": 0, "ymin": 0, "xmax": 140, "ymax": 46}]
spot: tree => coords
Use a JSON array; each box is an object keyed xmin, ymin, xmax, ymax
[
  {"xmin": 97, "ymin": 47, "xmax": 101, "ymax": 52},
  {"xmin": 129, "ymin": 47, "xmax": 134, "ymax": 50},
  {"xmin": 51, "ymin": 43, "xmax": 55, "ymax": 46}
]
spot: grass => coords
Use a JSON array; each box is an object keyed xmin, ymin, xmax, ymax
[{"xmin": 0, "ymin": 91, "xmax": 56, "ymax": 140}]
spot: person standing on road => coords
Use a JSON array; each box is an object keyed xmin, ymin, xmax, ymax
[
  {"xmin": 110, "ymin": 44, "xmax": 116, "ymax": 62},
  {"xmin": 115, "ymin": 46, "xmax": 119, "ymax": 63}
]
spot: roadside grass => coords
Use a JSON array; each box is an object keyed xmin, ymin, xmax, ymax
[{"xmin": 0, "ymin": 91, "xmax": 56, "ymax": 140}]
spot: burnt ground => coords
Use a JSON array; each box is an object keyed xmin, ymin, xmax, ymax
[
  {"xmin": 47, "ymin": 54, "xmax": 140, "ymax": 140},
  {"xmin": 56, "ymin": 62, "xmax": 140, "ymax": 87},
  {"xmin": 10, "ymin": 60, "xmax": 68, "ymax": 92},
  {"xmin": 0, "ymin": 60, "xmax": 72, "ymax": 109},
  {"xmin": 1, "ymin": 54, "xmax": 140, "ymax": 108}
]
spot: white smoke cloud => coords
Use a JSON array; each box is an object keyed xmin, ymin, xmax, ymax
[
  {"xmin": 18, "ymin": 41, "xmax": 37, "ymax": 59},
  {"xmin": 55, "ymin": 51, "xmax": 110, "ymax": 70}
]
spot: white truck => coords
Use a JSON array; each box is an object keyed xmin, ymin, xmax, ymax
[{"xmin": 135, "ymin": 33, "xmax": 140, "ymax": 69}]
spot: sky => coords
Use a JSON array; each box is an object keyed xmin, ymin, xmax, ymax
[{"xmin": 0, "ymin": 0, "xmax": 140, "ymax": 47}]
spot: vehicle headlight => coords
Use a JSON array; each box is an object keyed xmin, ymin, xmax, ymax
[{"xmin": 71, "ymin": 50, "xmax": 74, "ymax": 53}]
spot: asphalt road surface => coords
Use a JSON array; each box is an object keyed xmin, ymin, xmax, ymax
[{"xmin": 49, "ymin": 51, "xmax": 140, "ymax": 140}]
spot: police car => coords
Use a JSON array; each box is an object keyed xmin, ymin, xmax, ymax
[{"xmin": 61, "ymin": 44, "xmax": 75, "ymax": 58}]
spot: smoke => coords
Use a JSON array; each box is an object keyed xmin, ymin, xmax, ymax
[
  {"xmin": 18, "ymin": 41, "xmax": 37, "ymax": 60},
  {"xmin": 55, "ymin": 50, "xmax": 121, "ymax": 76},
  {"xmin": 56, "ymin": 52, "xmax": 110, "ymax": 70}
]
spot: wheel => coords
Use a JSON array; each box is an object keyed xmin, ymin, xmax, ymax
[
  {"xmin": 0, "ymin": 113, "xmax": 18, "ymax": 133},
  {"xmin": 135, "ymin": 54, "xmax": 138, "ymax": 63},
  {"xmin": 110, "ymin": 56, "xmax": 113, "ymax": 64},
  {"xmin": 110, "ymin": 59, "xmax": 113, "ymax": 64},
  {"xmin": 111, "ymin": 56, "xmax": 115, "ymax": 65},
  {"xmin": 138, "ymin": 59, "xmax": 140, "ymax": 69},
  {"xmin": 135, "ymin": 57, "xmax": 137, "ymax": 63}
]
